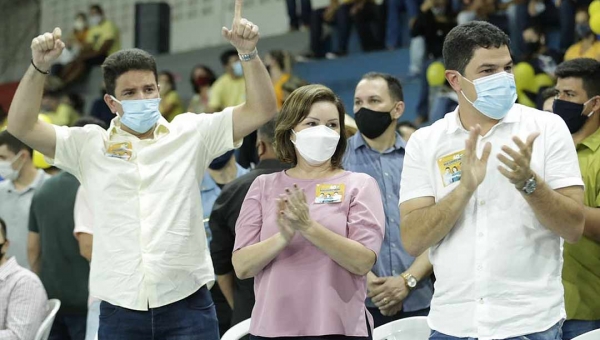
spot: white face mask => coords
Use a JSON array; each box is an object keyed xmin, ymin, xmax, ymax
[
  {"xmin": 89, "ymin": 14, "xmax": 102, "ymax": 26},
  {"xmin": 0, "ymin": 151, "xmax": 24, "ymax": 182},
  {"xmin": 292, "ymin": 125, "xmax": 340, "ymax": 166}
]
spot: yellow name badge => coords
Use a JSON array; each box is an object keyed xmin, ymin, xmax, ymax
[
  {"xmin": 437, "ymin": 150, "xmax": 464, "ymax": 187},
  {"xmin": 105, "ymin": 141, "xmax": 133, "ymax": 161},
  {"xmin": 315, "ymin": 184, "xmax": 345, "ymax": 204}
]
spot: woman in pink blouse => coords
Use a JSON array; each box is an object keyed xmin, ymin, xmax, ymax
[{"xmin": 233, "ymin": 85, "xmax": 385, "ymax": 340}]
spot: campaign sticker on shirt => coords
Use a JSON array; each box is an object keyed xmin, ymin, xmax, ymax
[
  {"xmin": 315, "ymin": 184, "xmax": 345, "ymax": 204},
  {"xmin": 105, "ymin": 141, "xmax": 133, "ymax": 161},
  {"xmin": 438, "ymin": 150, "xmax": 464, "ymax": 187}
]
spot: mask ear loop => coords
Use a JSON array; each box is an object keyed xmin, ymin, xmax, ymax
[
  {"xmin": 459, "ymin": 75, "xmax": 477, "ymax": 107},
  {"xmin": 584, "ymin": 97, "xmax": 598, "ymax": 117}
]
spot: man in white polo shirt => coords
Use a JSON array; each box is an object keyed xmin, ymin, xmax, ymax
[
  {"xmin": 6, "ymin": 0, "xmax": 276, "ymax": 339},
  {"xmin": 399, "ymin": 21, "xmax": 585, "ymax": 340}
]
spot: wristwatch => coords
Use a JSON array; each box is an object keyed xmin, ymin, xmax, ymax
[
  {"xmin": 238, "ymin": 48, "xmax": 258, "ymax": 62},
  {"xmin": 401, "ymin": 272, "xmax": 418, "ymax": 290},
  {"xmin": 521, "ymin": 175, "xmax": 537, "ymax": 195}
]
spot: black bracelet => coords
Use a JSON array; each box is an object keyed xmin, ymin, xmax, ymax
[{"xmin": 31, "ymin": 59, "xmax": 49, "ymax": 75}]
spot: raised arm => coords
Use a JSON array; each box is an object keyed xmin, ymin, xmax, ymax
[
  {"xmin": 222, "ymin": 0, "xmax": 277, "ymax": 142},
  {"xmin": 7, "ymin": 28, "xmax": 65, "ymax": 158}
]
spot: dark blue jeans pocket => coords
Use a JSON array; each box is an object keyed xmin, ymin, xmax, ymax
[
  {"xmin": 186, "ymin": 286, "xmax": 215, "ymax": 310},
  {"xmin": 99, "ymin": 301, "xmax": 120, "ymax": 319}
]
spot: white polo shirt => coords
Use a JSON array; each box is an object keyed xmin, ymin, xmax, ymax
[
  {"xmin": 400, "ymin": 104, "xmax": 583, "ymax": 339},
  {"xmin": 51, "ymin": 108, "xmax": 239, "ymax": 311}
]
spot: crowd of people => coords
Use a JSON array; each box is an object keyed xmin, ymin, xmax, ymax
[{"xmin": 0, "ymin": 0, "xmax": 599, "ymax": 340}]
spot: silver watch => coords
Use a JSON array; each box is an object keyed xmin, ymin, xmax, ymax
[
  {"xmin": 521, "ymin": 175, "xmax": 537, "ymax": 195},
  {"xmin": 238, "ymin": 48, "xmax": 258, "ymax": 62}
]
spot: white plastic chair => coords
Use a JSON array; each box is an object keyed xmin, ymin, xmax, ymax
[
  {"xmin": 373, "ymin": 316, "xmax": 430, "ymax": 340},
  {"xmin": 573, "ymin": 329, "xmax": 600, "ymax": 340},
  {"xmin": 221, "ymin": 318, "xmax": 251, "ymax": 340},
  {"xmin": 34, "ymin": 299, "xmax": 61, "ymax": 340}
]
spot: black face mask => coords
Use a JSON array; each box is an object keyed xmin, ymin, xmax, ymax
[
  {"xmin": 525, "ymin": 41, "xmax": 541, "ymax": 54},
  {"xmin": 355, "ymin": 107, "xmax": 394, "ymax": 139},
  {"xmin": 209, "ymin": 150, "xmax": 235, "ymax": 170},
  {"xmin": 553, "ymin": 99, "xmax": 590, "ymax": 134}
]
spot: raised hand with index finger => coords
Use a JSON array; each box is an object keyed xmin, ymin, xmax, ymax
[
  {"xmin": 31, "ymin": 27, "xmax": 65, "ymax": 73},
  {"xmin": 222, "ymin": 0, "xmax": 259, "ymax": 54}
]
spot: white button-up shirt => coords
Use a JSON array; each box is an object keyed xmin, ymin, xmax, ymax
[
  {"xmin": 51, "ymin": 108, "xmax": 239, "ymax": 311},
  {"xmin": 400, "ymin": 104, "xmax": 583, "ymax": 339}
]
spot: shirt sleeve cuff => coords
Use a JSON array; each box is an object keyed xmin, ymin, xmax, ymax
[
  {"xmin": 399, "ymin": 190, "xmax": 436, "ymax": 205},
  {"xmin": 546, "ymin": 177, "xmax": 584, "ymax": 190}
]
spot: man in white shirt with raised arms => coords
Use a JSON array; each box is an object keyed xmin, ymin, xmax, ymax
[
  {"xmin": 399, "ymin": 21, "xmax": 585, "ymax": 340},
  {"xmin": 6, "ymin": 0, "xmax": 277, "ymax": 339}
]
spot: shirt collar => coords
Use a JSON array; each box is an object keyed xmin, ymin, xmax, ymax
[
  {"xmin": 4, "ymin": 169, "xmax": 47, "ymax": 194},
  {"xmin": 0, "ymin": 257, "xmax": 20, "ymax": 282},
  {"xmin": 579, "ymin": 128, "xmax": 600, "ymax": 152},
  {"xmin": 108, "ymin": 116, "xmax": 171, "ymax": 139},
  {"xmin": 351, "ymin": 132, "xmax": 406, "ymax": 152},
  {"xmin": 446, "ymin": 104, "xmax": 521, "ymax": 134}
]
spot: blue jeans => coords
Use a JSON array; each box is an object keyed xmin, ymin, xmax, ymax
[
  {"xmin": 49, "ymin": 313, "xmax": 87, "ymax": 340},
  {"xmin": 429, "ymin": 321, "xmax": 563, "ymax": 340},
  {"xmin": 386, "ymin": 0, "xmax": 423, "ymax": 48},
  {"xmin": 562, "ymin": 320, "xmax": 600, "ymax": 340},
  {"xmin": 98, "ymin": 286, "xmax": 219, "ymax": 340}
]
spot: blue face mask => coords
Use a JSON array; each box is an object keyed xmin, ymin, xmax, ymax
[
  {"xmin": 111, "ymin": 96, "xmax": 162, "ymax": 134},
  {"xmin": 232, "ymin": 61, "xmax": 243, "ymax": 77},
  {"xmin": 461, "ymin": 71, "xmax": 517, "ymax": 120}
]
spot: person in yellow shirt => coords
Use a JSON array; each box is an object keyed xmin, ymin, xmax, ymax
[
  {"xmin": 62, "ymin": 4, "xmax": 121, "ymax": 86},
  {"xmin": 264, "ymin": 50, "xmax": 292, "ymax": 110},
  {"xmin": 208, "ymin": 50, "xmax": 246, "ymax": 112},
  {"xmin": 40, "ymin": 91, "xmax": 81, "ymax": 126},
  {"xmin": 564, "ymin": 8, "xmax": 600, "ymax": 62},
  {"xmin": 158, "ymin": 71, "xmax": 185, "ymax": 122},
  {"xmin": 554, "ymin": 58, "xmax": 600, "ymax": 340}
]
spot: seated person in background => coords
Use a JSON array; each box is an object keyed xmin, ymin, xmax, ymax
[
  {"xmin": 209, "ymin": 49, "xmax": 246, "ymax": 113},
  {"xmin": 188, "ymin": 65, "xmax": 217, "ymax": 114},
  {"xmin": 41, "ymin": 90, "xmax": 81, "ymax": 126},
  {"xmin": 90, "ymin": 83, "xmax": 114, "ymax": 127},
  {"xmin": 158, "ymin": 71, "xmax": 185, "ymax": 122},
  {"xmin": 233, "ymin": 84, "xmax": 385, "ymax": 339},
  {"xmin": 456, "ymin": 0, "xmax": 496, "ymax": 25},
  {"xmin": 539, "ymin": 87, "xmax": 556, "ymax": 112},
  {"xmin": 521, "ymin": 24, "xmax": 562, "ymax": 77},
  {"xmin": 409, "ymin": 0, "xmax": 456, "ymax": 77},
  {"xmin": 0, "ymin": 217, "xmax": 48, "ymax": 340},
  {"xmin": 565, "ymin": 7, "xmax": 600, "ymax": 61},
  {"xmin": 397, "ymin": 121, "xmax": 418, "ymax": 141},
  {"xmin": 264, "ymin": 50, "xmax": 292, "ymax": 109},
  {"xmin": 52, "ymin": 12, "xmax": 89, "ymax": 76},
  {"xmin": 61, "ymin": 4, "xmax": 120, "ymax": 86}
]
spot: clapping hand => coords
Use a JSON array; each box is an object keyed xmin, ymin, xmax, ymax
[
  {"xmin": 281, "ymin": 185, "xmax": 312, "ymax": 233},
  {"xmin": 221, "ymin": 0, "xmax": 259, "ymax": 54},
  {"xmin": 276, "ymin": 196, "xmax": 296, "ymax": 243},
  {"xmin": 31, "ymin": 27, "xmax": 65, "ymax": 71},
  {"xmin": 460, "ymin": 125, "xmax": 492, "ymax": 193},
  {"xmin": 497, "ymin": 133, "xmax": 539, "ymax": 190}
]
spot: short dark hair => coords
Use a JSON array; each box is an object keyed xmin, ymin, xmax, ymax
[
  {"xmin": 443, "ymin": 21, "xmax": 511, "ymax": 74},
  {"xmin": 361, "ymin": 72, "xmax": 404, "ymax": 102},
  {"xmin": 102, "ymin": 49, "xmax": 158, "ymax": 96},
  {"xmin": 220, "ymin": 49, "xmax": 238, "ymax": 66},
  {"xmin": 555, "ymin": 58, "xmax": 600, "ymax": 98},
  {"xmin": 258, "ymin": 119, "xmax": 276, "ymax": 144},
  {"xmin": 275, "ymin": 85, "xmax": 347, "ymax": 168},
  {"xmin": 67, "ymin": 93, "xmax": 85, "ymax": 113},
  {"xmin": 73, "ymin": 116, "xmax": 108, "ymax": 129},
  {"xmin": 0, "ymin": 217, "xmax": 5, "ymax": 240},
  {"xmin": 159, "ymin": 71, "xmax": 176, "ymax": 91},
  {"xmin": 540, "ymin": 87, "xmax": 557, "ymax": 102},
  {"xmin": 90, "ymin": 4, "xmax": 103, "ymax": 14},
  {"xmin": 0, "ymin": 130, "xmax": 33, "ymax": 159}
]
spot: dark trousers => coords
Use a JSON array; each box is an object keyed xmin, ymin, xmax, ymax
[
  {"xmin": 98, "ymin": 286, "xmax": 219, "ymax": 340},
  {"xmin": 368, "ymin": 307, "xmax": 430, "ymax": 328},
  {"xmin": 49, "ymin": 313, "xmax": 87, "ymax": 340},
  {"xmin": 211, "ymin": 283, "xmax": 233, "ymax": 338},
  {"xmin": 286, "ymin": 0, "xmax": 312, "ymax": 29},
  {"xmin": 310, "ymin": 3, "xmax": 384, "ymax": 57}
]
